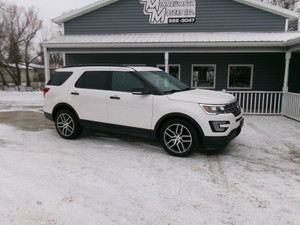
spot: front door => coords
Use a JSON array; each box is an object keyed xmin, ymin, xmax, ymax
[{"xmin": 107, "ymin": 71, "xmax": 153, "ymax": 130}]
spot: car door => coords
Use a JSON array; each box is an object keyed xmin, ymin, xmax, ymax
[
  {"xmin": 107, "ymin": 71, "xmax": 153, "ymax": 130},
  {"xmin": 70, "ymin": 70, "xmax": 110, "ymax": 123}
]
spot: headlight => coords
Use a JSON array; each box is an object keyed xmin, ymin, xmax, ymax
[{"xmin": 200, "ymin": 104, "xmax": 226, "ymax": 115}]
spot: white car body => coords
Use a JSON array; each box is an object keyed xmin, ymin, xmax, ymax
[{"xmin": 44, "ymin": 66, "xmax": 243, "ymax": 156}]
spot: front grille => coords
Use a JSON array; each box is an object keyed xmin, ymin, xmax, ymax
[{"xmin": 225, "ymin": 100, "xmax": 241, "ymax": 117}]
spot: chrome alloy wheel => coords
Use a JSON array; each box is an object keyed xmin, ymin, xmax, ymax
[
  {"xmin": 163, "ymin": 123, "xmax": 192, "ymax": 153},
  {"xmin": 56, "ymin": 113, "xmax": 75, "ymax": 137}
]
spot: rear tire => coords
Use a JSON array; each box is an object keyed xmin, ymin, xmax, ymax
[
  {"xmin": 160, "ymin": 119, "xmax": 198, "ymax": 157},
  {"xmin": 55, "ymin": 109, "xmax": 82, "ymax": 139}
]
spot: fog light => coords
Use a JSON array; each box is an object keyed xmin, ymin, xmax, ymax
[{"xmin": 209, "ymin": 121, "xmax": 230, "ymax": 132}]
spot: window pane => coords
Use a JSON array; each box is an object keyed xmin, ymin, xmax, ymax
[
  {"xmin": 158, "ymin": 65, "xmax": 180, "ymax": 79},
  {"xmin": 47, "ymin": 72, "xmax": 72, "ymax": 86},
  {"xmin": 75, "ymin": 71, "xmax": 110, "ymax": 90},
  {"xmin": 229, "ymin": 66, "xmax": 252, "ymax": 88},
  {"xmin": 169, "ymin": 66, "xmax": 180, "ymax": 79},
  {"xmin": 111, "ymin": 72, "xmax": 144, "ymax": 92},
  {"xmin": 192, "ymin": 66, "xmax": 215, "ymax": 88}
]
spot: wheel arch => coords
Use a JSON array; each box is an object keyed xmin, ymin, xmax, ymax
[
  {"xmin": 52, "ymin": 103, "xmax": 80, "ymax": 122},
  {"xmin": 154, "ymin": 113, "xmax": 204, "ymax": 141}
]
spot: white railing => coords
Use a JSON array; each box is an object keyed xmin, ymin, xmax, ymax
[
  {"xmin": 283, "ymin": 92, "xmax": 300, "ymax": 121},
  {"xmin": 226, "ymin": 91, "xmax": 283, "ymax": 114}
]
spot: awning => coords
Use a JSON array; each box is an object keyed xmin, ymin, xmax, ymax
[{"xmin": 43, "ymin": 32, "xmax": 300, "ymax": 53}]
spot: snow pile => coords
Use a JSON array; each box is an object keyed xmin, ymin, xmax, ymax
[{"xmin": 0, "ymin": 92, "xmax": 300, "ymax": 225}]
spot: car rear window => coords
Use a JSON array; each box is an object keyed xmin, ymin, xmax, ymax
[{"xmin": 47, "ymin": 72, "xmax": 73, "ymax": 86}]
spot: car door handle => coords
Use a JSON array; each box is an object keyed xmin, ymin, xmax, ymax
[
  {"xmin": 71, "ymin": 92, "xmax": 79, "ymax": 95},
  {"xmin": 110, "ymin": 96, "xmax": 120, "ymax": 100}
]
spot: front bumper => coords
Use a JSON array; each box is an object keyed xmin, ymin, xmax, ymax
[{"xmin": 202, "ymin": 118, "xmax": 244, "ymax": 149}]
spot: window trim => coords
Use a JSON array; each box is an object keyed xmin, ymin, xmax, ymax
[
  {"xmin": 191, "ymin": 64, "xmax": 216, "ymax": 89},
  {"xmin": 227, "ymin": 64, "xmax": 253, "ymax": 90},
  {"xmin": 157, "ymin": 64, "xmax": 181, "ymax": 80}
]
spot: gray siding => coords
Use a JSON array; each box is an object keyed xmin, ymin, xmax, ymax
[
  {"xmin": 65, "ymin": 0, "xmax": 286, "ymax": 34},
  {"xmin": 66, "ymin": 52, "xmax": 285, "ymax": 91}
]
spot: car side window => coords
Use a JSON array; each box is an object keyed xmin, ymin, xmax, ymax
[
  {"xmin": 111, "ymin": 72, "xmax": 144, "ymax": 92},
  {"xmin": 75, "ymin": 71, "xmax": 111, "ymax": 90}
]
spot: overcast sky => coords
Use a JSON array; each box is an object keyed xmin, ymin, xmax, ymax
[{"xmin": 9, "ymin": 0, "xmax": 98, "ymax": 27}]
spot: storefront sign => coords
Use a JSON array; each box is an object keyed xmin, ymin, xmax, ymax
[{"xmin": 140, "ymin": 0, "xmax": 196, "ymax": 24}]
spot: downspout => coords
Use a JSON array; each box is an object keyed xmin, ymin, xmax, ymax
[
  {"xmin": 164, "ymin": 52, "xmax": 169, "ymax": 73},
  {"xmin": 43, "ymin": 46, "xmax": 50, "ymax": 83}
]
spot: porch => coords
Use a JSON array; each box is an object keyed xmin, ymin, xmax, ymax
[{"xmin": 226, "ymin": 90, "xmax": 300, "ymax": 121}]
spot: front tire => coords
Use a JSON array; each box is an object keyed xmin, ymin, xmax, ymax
[
  {"xmin": 55, "ymin": 109, "xmax": 82, "ymax": 139},
  {"xmin": 160, "ymin": 119, "xmax": 198, "ymax": 157}
]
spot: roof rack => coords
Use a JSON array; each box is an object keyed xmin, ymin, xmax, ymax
[{"xmin": 63, "ymin": 64, "xmax": 127, "ymax": 68}]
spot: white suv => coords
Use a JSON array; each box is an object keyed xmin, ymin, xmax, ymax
[{"xmin": 43, "ymin": 66, "xmax": 243, "ymax": 157}]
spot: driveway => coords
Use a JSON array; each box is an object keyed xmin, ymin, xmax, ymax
[{"xmin": 0, "ymin": 91, "xmax": 299, "ymax": 225}]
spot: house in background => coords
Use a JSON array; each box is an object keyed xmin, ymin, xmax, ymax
[
  {"xmin": 43, "ymin": 0, "xmax": 300, "ymax": 120},
  {"xmin": 0, "ymin": 63, "xmax": 47, "ymax": 84}
]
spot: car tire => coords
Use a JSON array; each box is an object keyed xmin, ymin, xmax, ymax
[
  {"xmin": 160, "ymin": 119, "xmax": 198, "ymax": 157},
  {"xmin": 55, "ymin": 109, "xmax": 82, "ymax": 139}
]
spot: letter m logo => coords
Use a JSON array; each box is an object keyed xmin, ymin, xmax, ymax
[{"xmin": 140, "ymin": 0, "xmax": 167, "ymax": 24}]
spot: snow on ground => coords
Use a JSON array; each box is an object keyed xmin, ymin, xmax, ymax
[
  {"xmin": 0, "ymin": 91, "xmax": 44, "ymax": 112},
  {"xmin": 0, "ymin": 91, "xmax": 300, "ymax": 225}
]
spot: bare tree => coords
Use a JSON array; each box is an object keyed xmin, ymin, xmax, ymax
[
  {"xmin": 39, "ymin": 26, "xmax": 64, "ymax": 69},
  {"xmin": 261, "ymin": 0, "xmax": 299, "ymax": 10},
  {"xmin": 0, "ymin": 1, "xmax": 7, "ymax": 85},
  {"xmin": 0, "ymin": 2, "xmax": 42, "ymax": 89},
  {"xmin": 22, "ymin": 7, "xmax": 42, "ymax": 86}
]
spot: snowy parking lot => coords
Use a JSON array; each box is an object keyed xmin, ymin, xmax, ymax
[{"xmin": 0, "ymin": 91, "xmax": 300, "ymax": 225}]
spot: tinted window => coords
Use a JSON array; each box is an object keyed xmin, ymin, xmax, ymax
[
  {"xmin": 139, "ymin": 71, "xmax": 188, "ymax": 94},
  {"xmin": 75, "ymin": 71, "xmax": 110, "ymax": 90},
  {"xmin": 111, "ymin": 72, "xmax": 144, "ymax": 92},
  {"xmin": 47, "ymin": 72, "xmax": 72, "ymax": 86}
]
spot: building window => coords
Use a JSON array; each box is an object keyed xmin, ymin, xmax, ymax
[
  {"xmin": 192, "ymin": 65, "xmax": 216, "ymax": 88},
  {"xmin": 228, "ymin": 65, "xmax": 253, "ymax": 89},
  {"xmin": 157, "ymin": 64, "xmax": 180, "ymax": 80}
]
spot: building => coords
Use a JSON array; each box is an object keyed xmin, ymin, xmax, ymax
[
  {"xmin": 0, "ymin": 63, "xmax": 47, "ymax": 84},
  {"xmin": 43, "ymin": 0, "xmax": 300, "ymax": 119}
]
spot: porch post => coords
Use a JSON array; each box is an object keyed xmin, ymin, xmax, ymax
[
  {"xmin": 43, "ymin": 46, "xmax": 50, "ymax": 83},
  {"xmin": 164, "ymin": 52, "xmax": 169, "ymax": 73},
  {"xmin": 281, "ymin": 51, "xmax": 292, "ymax": 115},
  {"xmin": 283, "ymin": 51, "xmax": 291, "ymax": 93}
]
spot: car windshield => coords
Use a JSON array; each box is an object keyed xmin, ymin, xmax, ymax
[{"xmin": 139, "ymin": 71, "xmax": 190, "ymax": 94}]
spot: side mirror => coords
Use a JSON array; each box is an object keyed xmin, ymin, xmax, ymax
[{"xmin": 132, "ymin": 87, "xmax": 152, "ymax": 95}]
